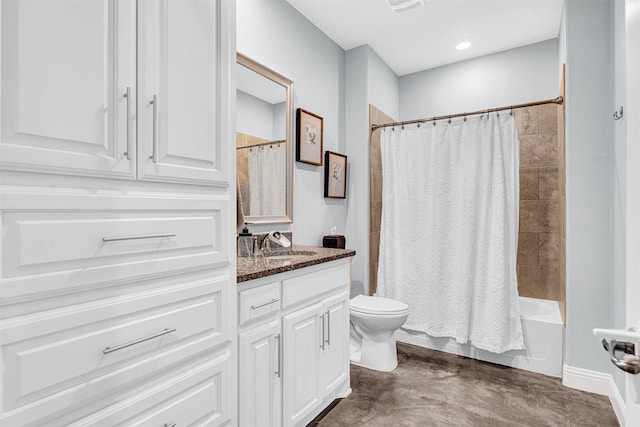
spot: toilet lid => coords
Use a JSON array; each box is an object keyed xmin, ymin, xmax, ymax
[{"xmin": 350, "ymin": 295, "xmax": 409, "ymax": 315}]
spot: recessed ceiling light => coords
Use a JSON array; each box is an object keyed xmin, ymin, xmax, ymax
[
  {"xmin": 386, "ymin": 0, "xmax": 425, "ymax": 15},
  {"xmin": 456, "ymin": 41, "xmax": 471, "ymax": 50}
]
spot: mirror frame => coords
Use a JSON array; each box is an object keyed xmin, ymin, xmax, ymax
[{"xmin": 237, "ymin": 53, "xmax": 294, "ymax": 224}]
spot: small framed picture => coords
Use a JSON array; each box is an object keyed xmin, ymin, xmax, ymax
[
  {"xmin": 324, "ymin": 151, "xmax": 347, "ymax": 199},
  {"xmin": 296, "ymin": 108, "xmax": 323, "ymax": 165}
]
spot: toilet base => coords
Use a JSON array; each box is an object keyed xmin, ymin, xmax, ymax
[{"xmin": 350, "ymin": 334, "xmax": 399, "ymax": 372}]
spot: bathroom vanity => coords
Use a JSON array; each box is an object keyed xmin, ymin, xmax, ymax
[{"xmin": 237, "ymin": 246, "xmax": 355, "ymax": 427}]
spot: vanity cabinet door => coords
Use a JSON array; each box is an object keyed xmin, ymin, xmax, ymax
[
  {"xmin": 282, "ymin": 302, "xmax": 324, "ymax": 427},
  {"xmin": 239, "ymin": 319, "xmax": 282, "ymax": 427},
  {"xmin": 320, "ymin": 291, "xmax": 350, "ymax": 399},
  {"xmin": 0, "ymin": 0, "xmax": 136, "ymax": 179},
  {"xmin": 137, "ymin": 0, "xmax": 231, "ymax": 186}
]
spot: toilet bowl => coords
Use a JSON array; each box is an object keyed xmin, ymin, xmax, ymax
[{"xmin": 349, "ymin": 295, "xmax": 409, "ymax": 372}]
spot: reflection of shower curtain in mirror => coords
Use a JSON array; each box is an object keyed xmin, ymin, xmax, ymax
[{"xmin": 249, "ymin": 145, "xmax": 286, "ymax": 215}]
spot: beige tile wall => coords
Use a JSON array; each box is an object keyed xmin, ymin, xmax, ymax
[
  {"xmin": 367, "ymin": 103, "xmax": 566, "ymax": 305},
  {"xmin": 369, "ymin": 105, "xmax": 394, "ymax": 295},
  {"xmin": 515, "ymin": 104, "xmax": 564, "ymax": 302}
]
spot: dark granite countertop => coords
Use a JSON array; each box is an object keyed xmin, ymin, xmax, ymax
[{"xmin": 237, "ymin": 244, "xmax": 355, "ymax": 283}]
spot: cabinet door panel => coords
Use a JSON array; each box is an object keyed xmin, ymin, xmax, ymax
[
  {"xmin": 282, "ymin": 302, "xmax": 323, "ymax": 427},
  {"xmin": 138, "ymin": 0, "xmax": 229, "ymax": 186},
  {"xmin": 0, "ymin": 0, "xmax": 136, "ymax": 178},
  {"xmin": 321, "ymin": 291, "xmax": 350, "ymax": 398},
  {"xmin": 239, "ymin": 320, "xmax": 281, "ymax": 427}
]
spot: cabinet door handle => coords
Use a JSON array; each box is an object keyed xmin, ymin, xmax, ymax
[
  {"xmin": 102, "ymin": 232, "xmax": 176, "ymax": 242},
  {"xmin": 250, "ymin": 298, "xmax": 279, "ymax": 310},
  {"xmin": 326, "ymin": 310, "xmax": 331, "ymax": 346},
  {"xmin": 320, "ymin": 313, "xmax": 325, "ymax": 350},
  {"xmin": 103, "ymin": 328, "xmax": 176, "ymax": 354},
  {"xmin": 123, "ymin": 87, "xmax": 132, "ymax": 160},
  {"xmin": 275, "ymin": 333, "xmax": 281, "ymax": 378},
  {"xmin": 164, "ymin": 423, "xmax": 176, "ymax": 427},
  {"xmin": 150, "ymin": 94, "xmax": 158, "ymax": 161}
]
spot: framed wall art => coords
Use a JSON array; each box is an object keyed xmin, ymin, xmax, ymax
[
  {"xmin": 324, "ymin": 151, "xmax": 347, "ymax": 199},
  {"xmin": 296, "ymin": 108, "xmax": 323, "ymax": 165}
]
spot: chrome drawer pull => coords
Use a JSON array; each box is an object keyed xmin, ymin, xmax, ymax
[
  {"xmin": 275, "ymin": 333, "xmax": 281, "ymax": 378},
  {"xmin": 123, "ymin": 87, "xmax": 132, "ymax": 160},
  {"xmin": 103, "ymin": 328, "xmax": 176, "ymax": 354},
  {"xmin": 320, "ymin": 314, "xmax": 325, "ymax": 350},
  {"xmin": 164, "ymin": 423, "xmax": 176, "ymax": 427},
  {"xmin": 326, "ymin": 310, "xmax": 331, "ymax": 345},
  {"xmin": 250, "ymin": 299, "xmax": 279, "ymax": 310},
  {"xmin": 102, "ymin": 233, "xmax": 176, "ymax": 242},
  {"xmin": 150, "ymin": 94, "xmax": 158, "ymax": 161}
]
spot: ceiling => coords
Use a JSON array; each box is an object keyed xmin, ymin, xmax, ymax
[{"xmin": 285, "ymin": 0, "xmax": 564, "ymax": 76}]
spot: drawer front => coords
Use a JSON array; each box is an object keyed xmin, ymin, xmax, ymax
[
  {"xmin": 1, "ymin": 206, "xmax": 228, "ymax": 299},
  {"xmin": 239, "ymin": 282, "xmax": 281, "ymax": 326},
  {"xmin": 71, "ymin": 354, "xmax": 232, "ymax": 427},
  {"xmin": 282, "ymin": 262, "xmax": 350, "ymax": 310},
  {"xmin": 0, "ymin": 275, "xmax": 230, "ymax": 426}
]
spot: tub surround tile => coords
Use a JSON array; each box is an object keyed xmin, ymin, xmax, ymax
[
  {"xmin": 517, "ymin": 232, "xmax": 539, "ymax": 265},
  {"xmin": 539, "ymin": 166, "xmax": 559, "ymax": 199},
  {"xmin": 520, "ymin": 168, "xmax": 539, "ymax": 200},
  {"xmin": 520, "ymin": 133, "xmax": 559, "ymax": 167},
  {"xmin": 517, "ymin": 264, "xmax": 560, "ymax": 300},
  {"xmin": 538, "ymin": 103, "xmax": 558, "ymax": 134},
  {"xmin": 539, "ymin": 232, "xmax": 561, "ymax": 265},
  {"xmin": 517, "ymin": 106, "xmax": 539, "ymax": 136},
  {"xmin": 520, "ymin": 200, "xmax": 560, "ymax": 233}
]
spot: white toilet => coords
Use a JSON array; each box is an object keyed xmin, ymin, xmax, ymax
[{"xmin": 349, "ymin": 294, "xmax": 409, "ymax": 372}]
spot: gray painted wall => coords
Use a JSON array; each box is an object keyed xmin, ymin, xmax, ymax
[
  {"xmin": 237, "ymin": 0, "xmax": 346, "ymax": 244},
  {"xmin": 564, "ymin": 0, "xmax": 611, "ymax": 374},
  {"xmin": 399, "ymin": 39, "xmax": 559, "ymax": 121}
]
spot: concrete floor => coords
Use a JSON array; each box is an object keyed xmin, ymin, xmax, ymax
[{"xmin": 314, "ymin": 343, "xmax": 619, "ymax": 427}]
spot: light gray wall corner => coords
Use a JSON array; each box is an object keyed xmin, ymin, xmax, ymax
[
  {"xmin": 345, "ymin": 45, "xmax": 370, "ymax": 298},
  {"xmin": 237, "ymin": 0, "xmax": 347, "ymax": 243},
  {"xmin": 564, "ymin": 0, "xmax": 612, "ymax": 374},
  {"xmin": 366, "ymin": 46, "xmax": 400, "ymax": 121},
  {"xmin": 610, "ymin": 0, "xmax": 627, "ymax": 398}
]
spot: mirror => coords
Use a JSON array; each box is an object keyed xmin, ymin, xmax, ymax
[{"xmin": 236, "ymin": 53, "xmax": 294, "ymax": 224}]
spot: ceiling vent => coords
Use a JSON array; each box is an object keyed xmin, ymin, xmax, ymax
[{"xmin": 386, "ymin": 0, "xmax": 425, "ymax": 15}]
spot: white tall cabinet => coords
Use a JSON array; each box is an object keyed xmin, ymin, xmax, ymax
[{"xmin": 0, "ymin": 0, "xmax": 237, "ymax": 425}]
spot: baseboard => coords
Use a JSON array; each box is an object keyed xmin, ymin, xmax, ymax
[{"xmin": 562, "ymin": 363, "xmax": 625, "ymax": 426}]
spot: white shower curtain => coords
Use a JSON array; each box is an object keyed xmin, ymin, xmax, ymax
[
  {"xmin": 377, "ymin": 113, "xmax": 525, "ymax": 353},
  {"xmin": 249, "ymin": 145, "xmax": 286, "ymax": 216}
]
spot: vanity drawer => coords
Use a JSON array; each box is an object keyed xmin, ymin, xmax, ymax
[
  {"xmin": 1, "ymin": 207, "xmax": 228, "ymax": 299},
  {"xmin": 282, "ymin": 262, "xmax": 350, "ymax": 310},
  {"xmin": 239, "ymin": 281, "xmax": 281, "ymax": 326},
  {"xmin": 67, "ymin": 354, "xmax": 232, "ymax": 427},
  {"xmin": 0, "ymin": 275, "xmax": 229, "ymax": 426}
]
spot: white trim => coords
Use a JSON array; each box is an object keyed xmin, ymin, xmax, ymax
[{"xmin": 562, "ymin": 364, "xmax": 626, "ymax": 426}]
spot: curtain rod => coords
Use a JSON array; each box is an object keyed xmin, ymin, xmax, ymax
[
  {"xmin": 236, "ymin": 139, "xmax": 285, "ymax": 150},
  {"xmin": 370, "ymin": 96, "xmax": 563, "ymax": 132}
]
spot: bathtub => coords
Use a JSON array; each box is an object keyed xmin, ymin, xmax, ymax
[{"xmin": 394, "ymin": 296, "xmax": 564, "ymax": 377}]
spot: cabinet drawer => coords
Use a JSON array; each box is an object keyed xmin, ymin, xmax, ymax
[
  {"xmin": 69, "ymin": 354, "xmax": 232, "ymax": 427},
  {"xmin": 282, "ymin": 262, "xmax": 350, "ymax": 310},
  {"xmin": 239, "ymin": 282, "xmax": 281, "ymax": 326},
  {"xmin": 0, "ymin": 275, "xmax": 229, "ymax": 426},
  {"xmin": 1, "ymin": 208, "xmax": 228, "ymax": 299}
]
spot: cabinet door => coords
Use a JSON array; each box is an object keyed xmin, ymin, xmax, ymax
[
  {"xmin": 138, "ymin": 0, "xmax": 231, "ymax": 186},
  {"xmin": 239, "ymin": 320, "xmax": 282, "ymax": 427},
  {"xmin": 0, "ymin": 0, "xmax": 136, "ymax": 179},
  {"xmin": 282, "ymin": 302, "xmax": 324, "ymax": 427},
  {"xmin": 321, "ymin": 291, "xmax": 350, "ymax": 398}
]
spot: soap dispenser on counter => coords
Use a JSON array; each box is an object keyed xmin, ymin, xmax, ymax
[{"xmin": 237, "ymin": 224, "xmax": 253, "ymax": 257}]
